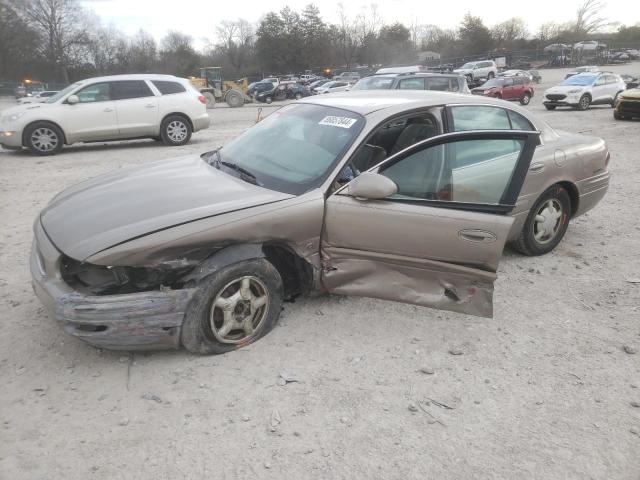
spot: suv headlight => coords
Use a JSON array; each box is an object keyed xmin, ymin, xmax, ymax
[
  {"xmin": 567, "ymin": 89, "xmax": 583, "ymax": 94},
  {"xmin": 1, "ymin": 111, "xmax": 27, "ymax": 123}
]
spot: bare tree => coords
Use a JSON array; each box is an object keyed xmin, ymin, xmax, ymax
[
  {"xmin": 336, "ymin": 3, "xmax": 358, "ymax": 68},
  {"xmin": 17, "ymin": 0, "xmax": 92, "ymax": 83},
  {"xmin": 492, "ymin": 17, "xmax": 528, "ymax": 49},
  {"xmin": 573, "ymin": 0, "xmax": 612, "ymax": 35}
]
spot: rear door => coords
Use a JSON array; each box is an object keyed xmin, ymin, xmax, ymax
[
  {"xmin": 111, "ymin": 80, "xmax": 159, "ymax": 137},
  {"xmin": 502, "ymin": 77, "xmax": 515, "ymax": 99},
  {"xmin": 592, "ymin": 76, "xmax": 608, "ymax": 103},
  {"xmin": 321, "ymin": 129, "xmax": 540, "ymax": 317}
]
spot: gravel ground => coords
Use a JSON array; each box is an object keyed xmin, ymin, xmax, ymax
[{"xmin": 1, "ymin": 64, "xmax": 639, "ymax": 480}]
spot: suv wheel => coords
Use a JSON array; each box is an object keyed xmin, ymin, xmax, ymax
[
  {"xmin": 265, "ymin": 96, "xmax": 273, "ymax": 104},
  {"xmin": 512, "ymin": 185, "xmax": 571, "ymax": 256},
  {"xmin": 181, "ymin": 259, "xmax": 283, "ymax": 355},
  {"xmin": 24, "ymin": 122, "xmax": 64, "ymax": 156},
  {"xmin": 577, "ymin": 94, "xmax": 591, "ymax": 111},
  {"xmin": 160, "ymin": 115, "xmax": 192, "ymax": 146},
  {"xmin": 487, "ymin": 71, "xmax": 495, "ymax": 79},
  {"xmin": 520, "ymin": 92, "xmax": 531, "ymax": 105},
  {"xmin": 545, "ymin": 105, "xmax": 556, "ymax": 110}
]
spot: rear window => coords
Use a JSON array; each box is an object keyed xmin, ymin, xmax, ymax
[{"xmin": 152, "ymin": 80, "xmax": 187, "ymax": 95}]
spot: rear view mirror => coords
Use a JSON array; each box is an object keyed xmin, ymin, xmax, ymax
[
  {"xmin": 348, "ymin": 172, "xmax": 398, "ymax": 200},
  {"xmin": 67, "ymin": 94, "xmax": 79, "ymax": 104}
]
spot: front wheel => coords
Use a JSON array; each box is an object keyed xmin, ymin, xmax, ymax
[
  {"xmin": 577, "ymin": 95, "xmax": 591, "ymax": 111},
  {"xmin": 225, "ymin": 89, "xmax": 244, "ymax": 108},
  {"xmin": 265, "ymin": 96, "xmax": 273, "ymax": 104},
  {"xmin": 24, "ymin": 122, "xmax": 64, "ymax": 155},
  {"xmin": 160, "ymin": 115, "xmax": 192, "ymax": 146},
  {"xmin": 520, "ymin": 93, "xmax": 531, "ymax": 105},
  {"xmin": 613, "ymin": 111, "xmax": 626, "ymax": 120},
  {"xmin": 181, "ymin": 259, "xmax": 284, "ymax": 355},
  {"xmin": 512, "ymin": 185, "xmax": 571, "ymax": 256}
]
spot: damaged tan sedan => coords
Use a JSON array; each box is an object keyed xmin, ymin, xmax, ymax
[{"xmin": 31, "ymin": 91, "xmax": 610, "ymax": 354}]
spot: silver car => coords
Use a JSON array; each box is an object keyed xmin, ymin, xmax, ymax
[{"xmin": 31, "ymin": 91, "xmax": 610, "ymax": 354}]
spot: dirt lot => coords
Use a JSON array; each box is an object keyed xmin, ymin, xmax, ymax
[{"xmin": 1, "ymin": 64, "xmax": 639, "ymax": 480}]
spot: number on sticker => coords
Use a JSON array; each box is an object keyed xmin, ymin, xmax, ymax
[{"xmin": 318, "ymin": 116, "xmax": 357, "ymax": 129}]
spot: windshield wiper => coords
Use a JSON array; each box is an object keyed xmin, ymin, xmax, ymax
[{"xmin": 206, "ymin": 148, "xmax": 260, "ymax": 185}]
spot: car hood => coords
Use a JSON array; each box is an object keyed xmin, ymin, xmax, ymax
[
  {"xmin": 1, "ymin": 102, "xmax": 52, "ymax": 118},
  {"xmin": 545, "ymin": 85, "xmax": 587, "ymax": 94},
  {"xmin": 620, "ymin": 88, "xmax": 640, "ymax": 99},
  {"xmin": 40, "ymin": 154, "xmax": 293, "ymax": 261},
  {"xmin": 453, "ymin": 68, "xmax": 471, "ymax": 74}
]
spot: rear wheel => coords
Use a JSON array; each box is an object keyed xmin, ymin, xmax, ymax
[
  {"xmin": 225, "ymin": 89, "xmax": 244, "ymax": 108},
  {"xmin": 160, "ymin": 115, "xmax": 192, "ymax": 146},
  {"xmin": 520, "ymin": 92, "xmax": 531, "ymax": 105},
  {"xmin": 203, "ymin": 92, "xmax": 215, "ymax": 109},
  {"xmin": 487, "ymin": 71, "xmax": 495, "ymax": 79},
  {"xmin": 544, "ymin": 105, "xmax": 556, "ymax": 110},
  {"xmin": 24, "ymin": 122, "xmax": 64, "ymax": 156},
  {"xmin": 265, "ymin": 96, "xmax": 273, "ymax": 104},
  {"xmin": 181, "ymin": 259, "xmax": 283, "ymax": 355},
  {"xmin": 512, "ymin": 185, "xmax": 571, "ymax": 256},
  {"xmin": 577, "ymin": 94, "xmax": 591, "ymax": 111}
]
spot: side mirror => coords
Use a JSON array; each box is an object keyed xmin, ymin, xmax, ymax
[
  {"xmin": 67, "ymin": 94, "xmax": 79, "ymax": 105},
  {"xmin": 347, "ymin": 172, "xmax": 398, "ymax": 200}
]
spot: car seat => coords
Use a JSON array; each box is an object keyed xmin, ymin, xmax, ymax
[{"xmin": 390, "ymin": 118, "xmax": 437, "ymax": 155}]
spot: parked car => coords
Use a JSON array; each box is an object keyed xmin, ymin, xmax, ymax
[
  {"xmin": 14, "ymin": 86, "xmax": 27, "ymax": 98},
  {"xmin": 30, "ymin": 91, "xmax": 610, "ymax": 353},
  {"xmin": 472, "ymin": 76, "xmax": 534, "ymax": 105},
  {"xmin": 333, "ymin": 72, "xmax": 361, "ymax": 83},
  {"xmin": 246, "ymin": 81, "xmax": 274, "ymax": 98},
  {"xmin": 17, "ymin": 90, "xmax": 60, "ymax": 104},
  {"xmin": 375, "ymin": 66, "xmax": 424, "ymax": 74},
  {"xmin": 262, "ymin": 77, "xmax": 280, "ymax": 88},
  {"xmin": 256, "ymin": 82, "xmax": 310, "ymax": 103},
  {"xmin": 565, "ymin": 65, "xmax": 599, "ymax": 79},
  {"xmin": 0, "ymin": 74, "xmax": 210, "ymax": 155},
  {"xmin": 351, "ymin": 73, "xmax": 469, "ymax": 93},
  {"xmin": 315, "ymin": 81, "xmax": 351, "ymax": 94},
  {"xmin": 308, "ymin": 79, "xmax": 331, "ymax": 92},
  {"xmin": 498, "ymin": 70, "xmax": 533, "ymax": 81},
  {"xmin": 613, "ymin": 86, "xmax": 640, "ymax": 119},
  {"xmin": 620, "ymin": 74, "xmax": 639, "ymax": 89},
  {"xmin": 544, "ymin": 72, "xmax": 626, "ymax": 110},
  {"xmin": 453, "ymin": 60, "xmax": 498, "ymax": 82},
  {"xmin": 527, "ymin": 70, "xmax": 542, "ymax": 84}
]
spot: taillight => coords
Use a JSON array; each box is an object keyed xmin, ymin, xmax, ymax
[
  {"xmin": 198, "ymin": 95, "xmax": 206, "ymax": 104},
  {"xmin": 605, "ymin": 151, "xmax": 610, "ymax": 168}
]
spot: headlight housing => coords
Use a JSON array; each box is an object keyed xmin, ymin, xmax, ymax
[
  {"xmin": 567, "ymin": 89, "xmax": 583, "ymax": 94},
  {"xmin": 1, "ymin": 111, "xmax": 27, "ymax": 123}
]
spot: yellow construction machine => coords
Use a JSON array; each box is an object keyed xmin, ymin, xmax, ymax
[{"xmin": 190, "ymin": 67, "xmax": 251, "ymax": 108}]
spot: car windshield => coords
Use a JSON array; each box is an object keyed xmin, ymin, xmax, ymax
[
  {"xmin": 46, "ymin": 83, "xmax": 80, "ymax": 103},
  {"xmin": 215, "ymin": 104, "xmax": 364, "ymax": 195},
  {"xmin": 460, "ymin": 62, "xmax": 476, "ymax": 69},
  {"xmin": 322, "ymin": 81, "xmax": 337, "ymax": 88},
  {"xmin": 561, "ymin": 74, "xmax": 597, "ymax": 86},
  {"xmin": 351, "ymin": 76, "xmax": 395, "ymax": 90},
  {"xmin": 482, "ymin": 78, "xmax": 505, "ymax": 87}
]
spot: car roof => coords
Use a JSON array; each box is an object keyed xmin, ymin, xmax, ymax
[
  {"xmin": 72, "ymin": 74, "xmax": 188, "ymax": 85},
  {"xmin": 299, "ymin": 90, "xmax": 512, "ymax": 116}
]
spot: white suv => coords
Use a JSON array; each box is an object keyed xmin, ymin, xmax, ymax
[
  {"xmin": 543, "ymin": 72, "xmax": 626, "ymax": 111},
  {"xmin": 0, "ymin": 74, "xmax": 210, "ymax": 155},
  {"xmin": 453, "ymin": 60, "xmax": 498, "ymax": 82}
]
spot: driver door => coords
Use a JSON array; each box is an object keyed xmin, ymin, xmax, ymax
[{"xmin": 320, "ymin": 130, "xmax": 539, "ymax": 318}]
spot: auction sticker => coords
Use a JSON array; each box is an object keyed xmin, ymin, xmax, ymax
[{"xmin": 319, "ymin": 116, "xmax": 358, "ymax": 129}]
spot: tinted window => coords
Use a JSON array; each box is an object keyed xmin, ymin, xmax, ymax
[
  {"xmin": 451, "ymin": 106, "xmax": 511, "ymax": 131},
  {"xmin": 111, "ymin": 80, "xmax": 154, "ymax": 100},
  {"xmin": 398, "ymin": 78, "xmax": 425, "ymax": 90},
  {"xmin": 508, "ymin": 111, "xmax": 534, "ymax": 131},
  {"xmin": 75, "ymin": 83, "xmax": 111, "ymax": 103},
  {"xmin": 605, "ymin": 75, "xmax": 617, "ymax": 84},
  {"xmin": 380, "ymin": 138, "xmax": 524, "ymax": 204},
  {"xmin": 425, "ymin": 77, "xmax": 451, "ymax": 91},
  {"xmin": 152, "ymin": 80, "xmax": 186, "ymax": 95}
]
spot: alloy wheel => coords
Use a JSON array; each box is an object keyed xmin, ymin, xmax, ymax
[
  {"xmin": 209, "ymin": 276, "xmax": 269, "ymax": 344},
  {"xmin": 30, "ymin": 127, "xmax": 59, "ymax": 153},
  {"xmin": 167, "ymin": 120, "xmax": 188, "ymax": 142}
]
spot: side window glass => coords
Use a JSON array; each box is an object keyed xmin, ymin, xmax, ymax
[
  {"xmin": 111, "ymin": 81, "xmax": 154, "ymax": 100},
  {"xmin": 399, "ymin": 78, "xmax": 425, "ymax": 90},
  {"xmin": 594, "ymin": 77, "xmax": 605, "ymax": 86},
  {"xmin": 380, "ymin": 138, "xmax": 525, "ymax": 204},
  {"xmin": 152, "ymin": 81, "xmax": 186, "ymax": 95},
  {"xmin": 425, "ymin": 77, "xmax": 450, "ymax": 91},
  {"xmin": 451, "ymin": 106, "xmax": 511, "ymax": 131},
  {"xmin": 508, "ymin": 111, "xmax": 534, "ymax": 131},
  {"xmin": 504, "ymin": 78, "xmax": 514, "ymax": 86},
  {"xmin": 76, "ymin": 83, "xmax": 111, "ymax": 103}
]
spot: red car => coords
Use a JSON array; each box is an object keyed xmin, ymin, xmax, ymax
[{"xmin": 471, "ymin": 76, "xmax": 534, "ymax": 105}]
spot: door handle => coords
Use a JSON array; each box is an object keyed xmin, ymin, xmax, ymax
[
  {"xmin": 458, "ymin": 229, "xmax": 497, "ymax": 243},
  {"xmin": 529, "ymin": 162, "xmax": 545, "ymax": 172},
  {"xmin": 103, "ymin": 108, "xmax": 114, "ymax": 112}
]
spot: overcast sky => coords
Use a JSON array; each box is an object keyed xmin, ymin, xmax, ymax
[{"xmin": 81, "ymin": 0, "xmax": 630, "ymax": 48}]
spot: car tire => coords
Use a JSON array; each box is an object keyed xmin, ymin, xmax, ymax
[
  {"xmin": 181, "ymin": 258, "xmax": 284, "ymax": 355},
  {"xmin": 512, "ymin": 185, "xmax": 571, "ymax": 256},
  {"xmin": 265, "ymin": 96, "xmax": 273, "ymax": 104},
  {"xmin": 495, "ymin": 93, "xmax": 502, "ymax": 99},
  {"xmin": 225, "ymin": 89, "xmax": 244, "ymax": 108},
  {"xmin": 520, "ymin": 93, "xmax": 531, "ymax": 105},
  {"xmin": 487, "ymin": 71, "xmax": 495, "ymax": 79},
  {"xmin": 613, "ymin": 111, "xmax": 626, "ymax": 120},
  {"xmin": 203, "ymin": 92, "xmax": 216, "ymax": 109},
  {"xmin": 544, "ymin": 105, "xmax": 556, "ymax": 110},
  {"xmin": 294, "ymin": 92, "xmax": 302, "ymax": 100},
  {"xmin": 160, "ymin": 115, "xmax": 192, "ymax": 146},
  {"xmin": 24, "ymin": 121, "xmax": 64, "ymax": 156},
  {"xmin": 577, "ymin": 94, "xmax": 591, "ymax": 111}
]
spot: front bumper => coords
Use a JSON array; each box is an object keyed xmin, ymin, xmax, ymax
[
  {"xmin": 30, "ymin": 220, "xmax": 195, "ymax": 350},
  {"xmin": 615, "ymin": 99, "xmax": 640, "ymax": 118},
  {"xmin": 0, "ymin": 128, "xmax": 22, "ymax": 148},
  {"xmin": 544, "ymin": 94, "xmax": 581, "ymax": 107}
]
